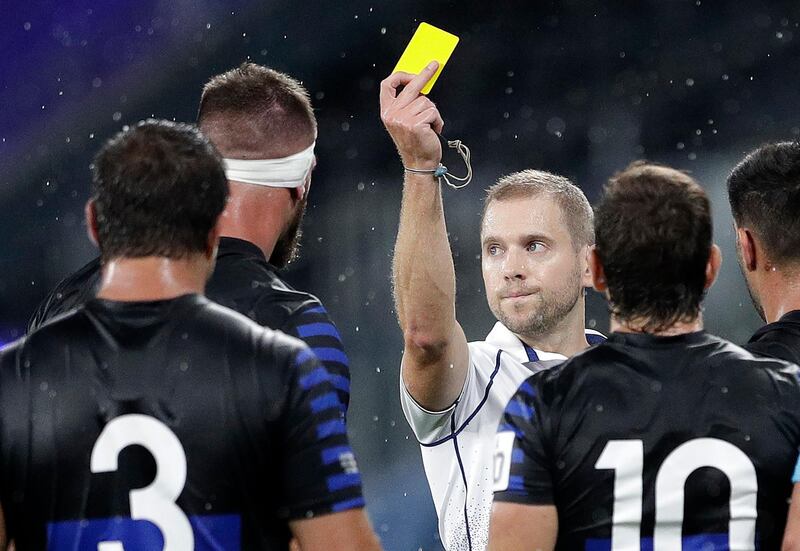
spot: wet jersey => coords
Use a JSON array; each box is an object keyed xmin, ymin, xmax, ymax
[
  {"xmin": 745, "ymin": 310, "xmax": 800, "ymax": 366},
  {"xmin": 400, "ymin": 321, "xmax": 605, "ymax": 551},
  {"xmin": 27, "ymin": 237, "xmax": 352, "ymax": 409},
  {"xmin": 1, "ymin": 294, "xmax": 364, "ymax": 550},
  {"xmin": 494, "ymin": 331, "xmax": 800, "ymax": 551}
]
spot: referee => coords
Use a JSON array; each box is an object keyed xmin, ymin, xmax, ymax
[
  {"xmin": 0, "ymin": 120, "xmax": 379, "ymax": 550},
  {"xmin": 29, "ymin": 63, "xmax": 353, "ymax": 410}
]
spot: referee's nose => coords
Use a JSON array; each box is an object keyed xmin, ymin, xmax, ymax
[{"xmin": 501, "ymin": 246, "xmax": 527, "ymax": 281}]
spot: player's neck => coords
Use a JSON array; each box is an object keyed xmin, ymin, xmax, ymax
[
  {"xmin": 611, "ymin": 314, "xmax": 704, "ymax": 336},
  {"xmin": 754, "ymin": 268, "xmax": 800, "ymax": 323},
  {"xmin": 516, "ymin": 297, "xmax": 589, "ymax": 357},
  {"xmin": 217, "ymin": 186, "xmax": 284, "ymax": 260},
  {"xmin": 96, "ymin": 256, "xmax": 209, "ymax": 302}
]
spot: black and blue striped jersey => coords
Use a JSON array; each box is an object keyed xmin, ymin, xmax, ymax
[
  {"xmin": 494, "ymin": 331, "xmax": 800, "ymax": 551},
  {"xmin": 27, "ymin": 237, "xmax": 352, "ymax": 409},
  {"xmin": 745, "ymin": 310, "xmax": 800, "ymax": 365},
  {"xmin": 2, "ymin": 294, "xmax": 364, "ymax": 550}
]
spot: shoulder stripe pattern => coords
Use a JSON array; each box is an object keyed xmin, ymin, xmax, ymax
[
  {"xmin": 332, "ymin": 497, "xmax": 366, "ymax": 512},
  {"xmin": 297, "ymin": 322, "xmax": 342, "ymax": 339}
]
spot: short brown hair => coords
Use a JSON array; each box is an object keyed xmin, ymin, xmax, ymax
[
  {"xmin": 594, "ymin": 161, "xmax": 712, "ymax": 332},
  {"xmin": 482, "ymin": 169, "xmax": 594, "ymax": 248},
  {"xmin": 197, "ymin": 62, "xmax": 316, "ymax": 158},
  {"xmin": 92, "ymin": 119, "xmax": 228, "ymax": 260}
]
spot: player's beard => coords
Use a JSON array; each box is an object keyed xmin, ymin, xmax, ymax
[
  {"xmin": 493, "ymin": 263, "xmax": 583, "ymax": 338},
  {"xmin": 269, "ymin": 195, "xmax": 308, "ymax": 269}
]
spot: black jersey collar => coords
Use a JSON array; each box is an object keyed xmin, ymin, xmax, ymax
[
  {"xmin": 609, "ymin": 330, "xmax": 709, "ymax": 348},
  {"xmin": 749, "ymin": 309, "xmax": 800, "ymax": 343},
  {"xmin": 219, "ymin": 237, "xmax": 268, "ymax": 259}
]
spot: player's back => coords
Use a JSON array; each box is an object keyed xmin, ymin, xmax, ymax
[
  {"xmin": 0, "ymin": 293, "xmax": 361, "ymax": 550},
  {"xmin": 497, "ymin": 331, "xmax": 800, "ymax": 550}
]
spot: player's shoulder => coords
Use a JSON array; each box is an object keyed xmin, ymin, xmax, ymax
[{"xmin": 192, "ymin": 295, "xmax": 311, "ymax": 364}]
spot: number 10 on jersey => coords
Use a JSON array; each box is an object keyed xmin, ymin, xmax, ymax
[{"xmin": 595, "ymin": 438, "xmax": 758, "ymax": 550}]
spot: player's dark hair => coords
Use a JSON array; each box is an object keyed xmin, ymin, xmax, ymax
[
  {"xmin": 482, "ymin": 169, "xmax": 594, "ymax": 249},
  {"xmin": 594, "ymin": 162, "xmax": 712, "ymax": 332},
  {"xmin": 197, "ymin": 62, "xmax": 316, "ymax": 158},
  {"xmin": 727, "ymin": 141, "xmax": 800, "ymax": 267},
  {"xmin": 91, "ymin": 119, "xmax": 228, "ymax": 261}
]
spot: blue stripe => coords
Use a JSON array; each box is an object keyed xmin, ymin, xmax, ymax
[
  {"xmin": 326, "ymin": 472, "xmax": 362, "ymax": 492},
  {"xmin": 585, "ymin": 332, "xmax": 607, "ymax": 345},
  {"xmin": 294, "ymin": 347, "xmax": 317, "ymax": 367},
  {"xmin": 518, "ymin": 380, "xmax": 537, "ymax": 399},
  {"xmin": 504, "ymin": 397, "xmax": 535, "ymax": 421},
  {"xmin": 316, "ymin": 419, "xmax": 347, "ymax": 439},
  {"xmin": 332, "ymin": 497, "xmax": 366, "ymax": 512},
  {"xmin": 321, "ymin": 446, "xmax": 352, "ymax": 465},
  {"xmin": 311, "ymin": 392, "xmax": 342, "ymax": 414},
  {"xmin": 585, "ymin": 533, "xmax": 730, "ymax": 551},
  {"xmin": 511, "ymin": 447, "xmax": 525, "ymax": 464},
  {"xmin": 311, "ymin": 347, "xmax": 349, "ymax": 365},
  {"xmin": 792, "ymin": 452, "xmax": 800, "ymax": 483},
  {"xmin": 508, "ymin": 475, "xmax": 526, "ymax": 492},
  {"xmin": 297, "ymin": 322, "xmax": 341, "ymax": 339},
  {"xmin": 522, "ymin": 342, "xmax": 540, "ymax": 362},
  {"xmin": 299, "ymin": 367, "xmax": 330, "ymax": 390},
  {"xmin": 302, "ymin": 305, "xmax": 327, "ymax": 314},
  {"xmin": 330, "ymin": 374, "xmax": 351, "ymax": 393}
]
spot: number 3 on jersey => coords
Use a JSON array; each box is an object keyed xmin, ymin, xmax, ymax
[
  {"xmin": 91, "ymin": 414, "xmax": 194, "ymax": 551},
  {"xmin": 595, "ymin": 438, "xmax": 758, "ymax": 550}
]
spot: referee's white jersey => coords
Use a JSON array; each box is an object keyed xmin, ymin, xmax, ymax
[{"xmin": 400, "ymin": 322, "xmax": 605, "ymax": 551}]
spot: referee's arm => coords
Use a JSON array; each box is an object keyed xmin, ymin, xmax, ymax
[{"xmin": 380, "ymin": 64, "xmax": 469, "ymax": 413}]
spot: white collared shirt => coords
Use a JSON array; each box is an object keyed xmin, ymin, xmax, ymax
[{"xmin": 400, "ymin": 322, "xmax": 605, "ymax": 551}]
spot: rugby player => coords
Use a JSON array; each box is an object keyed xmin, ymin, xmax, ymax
[
  {"xmin": 490, "ymin": 162, "xmax": 800, "ymax": 551},
  {"xmin": 727, "ymin": 141, "xmax": 800, "ymax": 364},
  {"xmin": 0, "ymin": 120, "xmax": 379, "ymax": 550},
  {"xmin": 28, "ymin": 63, "xmax": 352, "ymax": 409},
  {"xmin": 380, "ymin": 64, "xmax": 603, "ymax": 550}
]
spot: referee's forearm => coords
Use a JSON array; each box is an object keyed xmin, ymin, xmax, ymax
[{"xmin": 392, "ymin": 171, "xmax": 457, "ymax": 351}]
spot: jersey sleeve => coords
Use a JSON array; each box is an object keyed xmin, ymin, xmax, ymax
[
  {"xmin": 399, "ymin": 342, "xmax": 499, "ymax": 444},
  {"xmin": 283, "ymin": 303, "xmax": 351, "ymax": 411},
  {"xmin": 279, "ymin": 344, "xmax": 365, "ymax": 519},
  {"xmin": 493, "ymin": 376, "xmax": 555, "ymax": 505}
]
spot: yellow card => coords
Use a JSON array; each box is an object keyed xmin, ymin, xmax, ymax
[{"xmin": 392, "ymin": 22, "xmax": 459, "ymax": 95}]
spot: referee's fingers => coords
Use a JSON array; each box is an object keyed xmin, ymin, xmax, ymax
[
  {"xmin": 379, "ymin": 71, "xmax": 415, "ymax": 111},
  {"xmin": 394, "ymin": 61, "xmax": 439, "ymax": 107}
]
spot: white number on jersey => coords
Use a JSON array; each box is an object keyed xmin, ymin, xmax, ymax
[
  {"xmin": 595, "ymin": 437, "xmax": 758, "ymax": 551},
  {"xmin": 91, "ymin": 414, "xmax": 194, "ymax": 551}
]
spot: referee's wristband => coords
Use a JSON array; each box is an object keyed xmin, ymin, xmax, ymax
[{"xmin": 404, "ymin": 164, "xmax": 448, "ymax": 178}]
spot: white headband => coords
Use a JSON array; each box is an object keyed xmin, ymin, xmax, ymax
[{"xmin": 223, "ymin": 142, "xmax": 315, "ymax": 188}]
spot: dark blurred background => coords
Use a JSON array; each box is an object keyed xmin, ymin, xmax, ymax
[{"xmin": 3, "ymin": 1, "xmax": 799, "ymax": 548}]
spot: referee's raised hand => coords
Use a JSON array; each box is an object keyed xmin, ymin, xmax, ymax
[{"xmin": 380, "ymin": 61, "xmax": 444, "ymax": 171}]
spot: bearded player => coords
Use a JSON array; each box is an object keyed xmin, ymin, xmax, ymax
[{"xmin": 29, "ymin": 63, "xmax": 353, "ymax": 410}]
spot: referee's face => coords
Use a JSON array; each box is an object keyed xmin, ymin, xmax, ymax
[{"xmin": 481, "ymin": 194, "xmax": 586, "ymax": 338}]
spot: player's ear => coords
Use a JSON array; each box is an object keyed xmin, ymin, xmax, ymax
[
  {"xmin": 84, "ymin": 200, "xmax": 100, "ymax": 247},
  {"xmin": 588, "ymin": 246, "xmax": 607, "ymax": 293},
  {"xmin": 736, "ymin": 227, "xmax": 758, "ymax": 272},
  {"xmin": 704, "ymin": 243, "xmax": 723, "ymax": 290},
  {"xmin": 580, "ymin": 244, "xmax": 593, "ymax": 288},
  {"xmin": 205, "ymin": 222, "xmax": 222, "ymax": 260}
]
